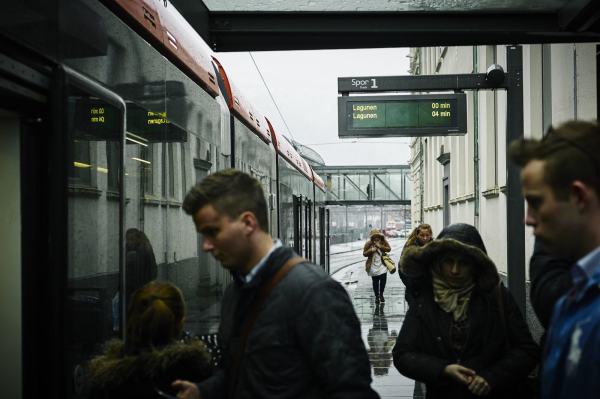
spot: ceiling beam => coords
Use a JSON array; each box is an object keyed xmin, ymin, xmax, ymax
[
  {"xmin": 558, "ymin": 0, "xmax": 600, "ymax": 32},
  {"xmin": 207, "ymin": 11, "xmax": 600, "ymax": 51}
]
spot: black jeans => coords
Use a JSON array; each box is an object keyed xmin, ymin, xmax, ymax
[{"xmin": 372, "ymin": 273, "xmax": 387, "ymax": 296}]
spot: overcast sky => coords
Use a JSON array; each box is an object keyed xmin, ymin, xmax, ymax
[{"xmin": 216, "ymin": 48, "xmax": 412, "ymax": 166}]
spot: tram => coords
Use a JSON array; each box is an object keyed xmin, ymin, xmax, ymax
[{"xmin": 0, "ymin": 1, "xmax": 328, "ymax": 397}]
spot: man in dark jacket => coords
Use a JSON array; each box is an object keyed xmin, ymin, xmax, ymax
[
  {"xmin": 172, "ymin": 169, "xmax": 379, "ymax": 399},
  {"xmin": 510, "ymin": 120, "xmax": 600, "ymax": 399},
  {"xmin": 529, "ymin": 237, "xmax": 572, "ymax": 329}
]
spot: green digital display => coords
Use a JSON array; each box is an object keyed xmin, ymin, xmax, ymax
[{"xmin": 338, "ymin": 93, "xmax": 466, "ymax": 137}]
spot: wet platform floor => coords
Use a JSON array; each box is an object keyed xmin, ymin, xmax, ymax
[{"xmin": 332, "ymin": 240, "xmax": 424, "ymax": 398}]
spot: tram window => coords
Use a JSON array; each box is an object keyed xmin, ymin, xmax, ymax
[
  {"xmin": 69, "ymin": 140, "xmax": 92, "ymax": 186},
  {"xmin": 206, "ymin": 120, "xmax": 213, "ymax": 140},
  {"xmin": 162, "ymin": 144, "xmax": 167, "ymax": 198},
  {"xmin": 168, "ymin": 143, "xmax": 175, "ymax": 198},
  {"xmin": 180, "ymin": 142, "xmax": 187, "ymax": 199}
]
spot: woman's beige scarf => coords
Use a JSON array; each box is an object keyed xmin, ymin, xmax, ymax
[{"xmin": 432, "ymin": 271, "xmax": 475, "ymax": 322}]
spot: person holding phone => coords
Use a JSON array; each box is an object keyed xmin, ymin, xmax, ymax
[{"xmin": 84, "ymin": 281, "xmax": 212, "ymax": 399}]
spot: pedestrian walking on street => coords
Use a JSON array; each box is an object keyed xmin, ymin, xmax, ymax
[{"xmin": 364, "ymin": 229, "xmax": 392, "ymax": 303}]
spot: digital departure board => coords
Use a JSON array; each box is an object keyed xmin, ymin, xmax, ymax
[
  {"xmin": 72, "ymin": 98, "xmax": 187, "ymax": 142},
  {"xmin": 72, "ymin": 97, "xmax": 122, "ymax": 140},
  {"xmin": 126, "ymin": 103, "xmax": 187, "ymax": 142},
  {"xmin": 338, "ymin": 93, "xmax": 467, "ymax": 138}
]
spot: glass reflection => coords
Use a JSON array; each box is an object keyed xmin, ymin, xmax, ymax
[
  {"xmin": 67, "ymin": 92, "xmax": 123, "ymax": 398},
  {"xmin": 367, "ymin": 302, "xmax": 397, "ymax": 376},
  {"xmin": 112, "ymin": 228, "xmax": 159, "ymax": 332}
]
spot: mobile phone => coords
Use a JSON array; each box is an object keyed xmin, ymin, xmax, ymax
[{"xmin": 155, "ymin": 388, "xmax": 178, "ymax": 399}]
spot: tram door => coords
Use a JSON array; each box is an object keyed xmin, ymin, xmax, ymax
[
  {"xmin": 293, "ymin": 195, "xmax": 303, "ymax": 255},
  {"xmin": 0, "ymin": 111, "xmax": 23, "ymax": 399},
  {"xmin": 304, "ymin": 199, "xmax": 312, "ymax": 260},
  {"xmin": 294, "ymin": 196, "xmax": 312, "ymax": 259},
  {"xmin": 325, "ymin": 208, "xmax": 331, "ymax": 274},
  {"xmin": 61, "ymin": 68, "xmax": 126, "ymax": 398},
  {"xmin": 318, "ymin": 207, "xmax": 327, "ymax": 269}
]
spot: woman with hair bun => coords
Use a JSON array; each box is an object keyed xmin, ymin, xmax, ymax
[{"xmin": 86, "ymin": 281, "xmax": 211, "ymax": 399}]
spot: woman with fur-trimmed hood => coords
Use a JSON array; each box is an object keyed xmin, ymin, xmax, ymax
[
  {"xmin": 393, "ymin": 224, "xmax": 538, "ymax": 399},
  {"xmin": 84, "ymin": 281, "xmax": 212, "ymax": 399},
  {"xmin": 363, "ymin": 228, "xmax": 392, "ymax": 303}
]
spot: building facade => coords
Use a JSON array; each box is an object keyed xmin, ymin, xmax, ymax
[{"xmin": 409, "ymin": 43, "xmax": 598, "ymax": 336}]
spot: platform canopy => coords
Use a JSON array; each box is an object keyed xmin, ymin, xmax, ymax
[{"xmin": 172, "ymin": 0, "xmax": 600, "ymax": 51}]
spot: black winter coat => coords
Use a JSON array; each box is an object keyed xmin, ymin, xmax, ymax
[
  {"xmin": 529, "ymin": 237, "xmax": 572, "ymax": 329},
  {"xmin": 197, "ymin": 245, "xmax": 379, "ymax": 399},
  {"xmin": 394, "ymin": 225, "xmax": 539, "ymax": 399},
  {"xmin": 399, "ymin": 240, "xmax": 428, "ymax": 305}
]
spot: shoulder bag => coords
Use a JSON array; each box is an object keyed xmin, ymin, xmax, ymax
[{"xmin": 381, "ymin": 253, "xmax": 396, "ymax": 274}]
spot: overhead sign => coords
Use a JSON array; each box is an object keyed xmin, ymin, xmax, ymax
[{"xmin": 338, "ymin": 93, "xmax": 467, "ymax": 137}]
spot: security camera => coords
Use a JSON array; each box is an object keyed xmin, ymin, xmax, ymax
[{"xmin": 486, "ymin": 64, "xmax": 505, "ymax": 87}]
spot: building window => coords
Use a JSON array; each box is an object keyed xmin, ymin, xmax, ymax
[
  {"xmin": 69, "ymin": 140, "xmax": 92, "ymax": 186},
  {"xmin": 168, "ymin": 143, "xmax": 175, "ymax": 198},
  {"xmin": 106, "ymin": 141, "xmax": 119, "ymax": 192},
  {"xmin": 180, "ymin": 142, "xmax": 187, "ymax": 199}
]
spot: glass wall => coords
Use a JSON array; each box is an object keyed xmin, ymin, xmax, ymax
[{"xmin": 317, "ymin": 166, "xmax": 411, "ymax": 203}]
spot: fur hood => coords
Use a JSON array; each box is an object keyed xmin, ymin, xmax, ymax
[
  {"xmin": 87, "ymin": 338, "xmax": 211, "ymax": 391},
  {"xmin": 400, "ymin": 223, "xmax": 500, "ymax": 292}
]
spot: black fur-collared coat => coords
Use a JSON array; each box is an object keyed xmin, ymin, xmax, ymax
[
  {"xmin": 393, "ymin": 224, "xmax": 539, "ymax": 399},
  {"xmin": 84, "ymin": 338, "xmax": 211, "ymax": 399}
]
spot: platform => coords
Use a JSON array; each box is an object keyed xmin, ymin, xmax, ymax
[{"xmin": 332, "ymin": 240, "xmax": 424, "ymax": 398}]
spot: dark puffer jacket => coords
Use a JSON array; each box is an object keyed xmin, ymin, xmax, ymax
[
  {"xmin": 85, "ymin": 338, "xmax": 211, "ymax": 399},
  {"xmin": 197, "ymin": 245, "xmax": 379, "ymax": 399},
  {"xmin": 529, "ymin": 237, "xmax": 572, "ymax": 329},
  {"xmin": 393, "ymin": 224, "xmax": 539, "ymax": 399}
]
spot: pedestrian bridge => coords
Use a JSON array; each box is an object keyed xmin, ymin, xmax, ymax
[{"xmin": 313, "ymin": 165, "xmax": 411, "ymax": 206}]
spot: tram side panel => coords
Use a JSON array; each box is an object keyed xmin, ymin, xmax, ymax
[
  {"xmin": 276, "ymin": 158, "xmax": 312, "ymax": 255},
  {"xmin": 46, "ymin": 0, "xmax": 230, "ymax": 378},
  {"xmin": 233, "ymin": 118, "xmax": 278, "ymax": 236}
]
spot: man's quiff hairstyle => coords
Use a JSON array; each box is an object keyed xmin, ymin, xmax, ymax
[
  {"xmin": 509, "ymin": 120, "xmax": 600, "ymax": 200},
  {"xmin": 183, "ymin": 169, "xmax": 269, "ymax": 231}
]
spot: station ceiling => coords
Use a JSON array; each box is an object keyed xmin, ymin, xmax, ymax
[{"xmin": 171, "ymin": 0, "xmax": 600, "ymax": 51}]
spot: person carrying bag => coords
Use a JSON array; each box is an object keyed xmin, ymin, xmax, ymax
[{"xmin": 363, "ymin": 229, "xmax": 393, "ymax": 303}]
